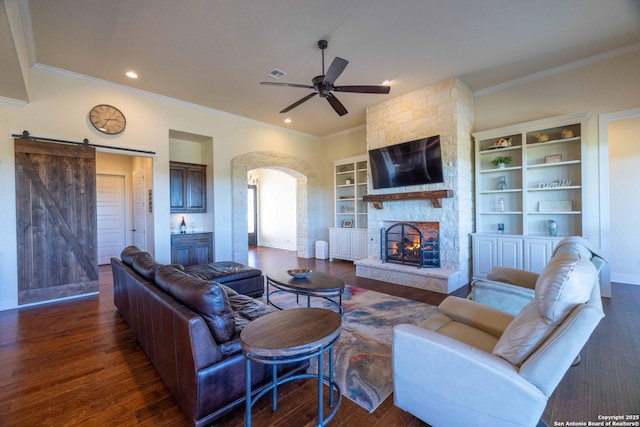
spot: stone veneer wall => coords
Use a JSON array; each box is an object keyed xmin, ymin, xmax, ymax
[{"xmin": 365, "ymin": 77, "xmax": 475, "ymax": 286}]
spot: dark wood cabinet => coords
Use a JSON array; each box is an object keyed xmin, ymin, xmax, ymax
[
  {"xmin": 171, "ymin": 232, "xmax": 214, "ymax": 267},
  {"xmin": 170, "ymin": 161, "xmax": 207, "ymax": 213}
]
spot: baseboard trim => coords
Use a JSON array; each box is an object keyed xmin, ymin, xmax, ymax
[{"xmin": 610, "ymin": 273, "xmax": 640, "ymax": 285}]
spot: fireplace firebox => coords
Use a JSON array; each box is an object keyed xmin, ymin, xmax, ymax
[{"xmin": 381, "ymin": 222, "xmax": 440, "ymax": 268}]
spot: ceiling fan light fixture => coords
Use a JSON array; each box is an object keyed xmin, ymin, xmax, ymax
[
  {"xmin": 260, "ymin": 39, "xmax": 390, "ymax": 117},
  {"xmin": 284, "ymin": 118, "xmax": 292, "ymax": 123}
]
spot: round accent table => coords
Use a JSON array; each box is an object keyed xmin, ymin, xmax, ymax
[
  {"xmin": 240, "ymin": 307, "xmax": 342, "ymax": 426},
  {"xmin": 266, "ymin": 271, "xmax": 346, "ymax": 314}
]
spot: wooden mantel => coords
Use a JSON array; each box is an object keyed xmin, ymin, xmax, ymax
[{"xmin": 362, "ymin": 190, "xmax": 453, "ymax": 209}]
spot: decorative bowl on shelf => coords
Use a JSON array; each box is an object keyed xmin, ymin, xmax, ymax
[{"xmin": 287, "ymin": 268, "xmax": 312, "ymax": 279}]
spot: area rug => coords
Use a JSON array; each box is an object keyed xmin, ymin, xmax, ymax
[{"xmin": 262, "ymin": 286, "xmax": 440, "ymax": 412}]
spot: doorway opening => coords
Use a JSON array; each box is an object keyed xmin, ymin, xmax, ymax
[
  {"xmin": 247, "ymin": 169, "xmax": 297, "ymax": 251},
  {"xmin": 599, "ymin": 108, "xmax": 640, "ymax": 294},
  {"xmin": 96, "ymin": 152, "xmax": 154, "ymax": 263},
  {"xmin": 248, "ymin": 184, "xmax": 257, "ymax": 246},
  {"xmin": 231, "ymin": 151, "xmax": 317, "ymax": 264}
]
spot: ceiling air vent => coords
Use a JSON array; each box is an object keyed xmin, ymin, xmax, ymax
[{"xmin": 267, "ymin": 69, "xmax": 287, "ymax": 80}]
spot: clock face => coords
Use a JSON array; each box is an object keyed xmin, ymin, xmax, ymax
[{"xmin": 89, "ymin": 104, "xmax": 126, "ymax": 135}]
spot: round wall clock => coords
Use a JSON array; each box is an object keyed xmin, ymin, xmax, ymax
[{"xmin": 89, "ymin": 104, "xmax": 126, "ymax": 135}]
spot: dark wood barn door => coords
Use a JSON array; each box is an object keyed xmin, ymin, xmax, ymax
[{"xmin": 15, "ymin": 139, "xmax": 99, "ymax": 305}]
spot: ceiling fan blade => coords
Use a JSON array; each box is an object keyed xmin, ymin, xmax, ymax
[
  {"xmin": 279, "ymin": 92, "xmax": 317, "ymax": 113},
  {"xmin": 323, "ymin": 57, "xmax": 349, "ymax": 86},
  {"xmin": 326, "ymin": 93, "xmax": 348, "ymax": 116},
  {"xmin": 333, "ymin": 85, "xmax": 391, "ymax": 94},
  {"xmin": 261, "ymin": 82, "xmax": 315, "ymax": 89}
]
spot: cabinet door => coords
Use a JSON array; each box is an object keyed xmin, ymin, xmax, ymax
[
  {"xmin": 329, "ymin": 229, "xmax": 340, "ymax": 259},
  {"xmin": 171, "ymin": 241, "xmax": 192, "ymax": 266},
  {"xmin": 170, "ymin": 167, "xmax": 187, "ymax": 211},
  {"xmin": 329, "ymin": 228, "xmax": 351, "ymax": 260},
  {"xmin": 497, "ymin": 237, "xmax": 523, "ymax": 269},
  {"xmin": 186, "ymin": 166, "xmax": 206, "ymax": 212},
  {"xmin": 170, "ymin": 162, "xmax": 207, "ymax": 213},
  {"xmin": 472, "ymin": 236, "xmax": 497, "ymax": 279},
  {"xmin": 171, "ymin": 233, "xmax": 213, "ymax": 266},
  {"xmin": 350, "ymin": 229, "xmax": 367, "ymax": 260},
  {"xmin": 336, "ymin": 230, "xmax": 351, "ymax": 258},
  {"xmin": 193, "ymin": 241, "xmax": 213, "ymax": 264},
  {"xmin": 524, "ymin": 238, "xmax": 555, "ymax": 273}
]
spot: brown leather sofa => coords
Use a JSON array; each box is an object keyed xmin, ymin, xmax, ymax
[{"xmin": 111, "ymin": 246, "xmax": 308, "ymax": 426}]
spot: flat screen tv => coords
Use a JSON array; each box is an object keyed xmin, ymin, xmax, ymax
[{"xmin": 369, "ymin": 135, "xmax": 444, "ymax": 189}]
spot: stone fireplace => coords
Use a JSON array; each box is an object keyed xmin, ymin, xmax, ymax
[{"xmin": 355, "ymin": 77, "xmax": 475, "ymax": 294}]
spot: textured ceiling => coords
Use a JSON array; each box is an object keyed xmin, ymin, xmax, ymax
[{"xmin": 2, "ymin": 0, "xmax": 640, "ymax": 136}]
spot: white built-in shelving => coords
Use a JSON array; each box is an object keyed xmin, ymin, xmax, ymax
[
  {"xmin": 471, "ymin": 112, "xmax": 590, "ymax": 278},
  {"xmin": 330, "ymin": 155, "xmax": 369, "ymax": 261}
]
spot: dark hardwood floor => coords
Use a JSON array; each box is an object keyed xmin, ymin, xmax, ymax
[{"xmin": 0, "ymin": 247, "xmax": 638, "ymax": 426}]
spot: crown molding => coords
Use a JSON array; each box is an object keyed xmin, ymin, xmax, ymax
[
  {"xmin": 321, "ymin": 124, "xmax": 366, "ymax": 140},
  {"xmin": 0, "ymin": 95, "xmax": 28, "ymax": 106},
  {"xmin": 474, "ymin": 42, "xmax": 640, "ymax": 97}
]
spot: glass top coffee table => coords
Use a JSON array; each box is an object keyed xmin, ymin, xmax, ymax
[{"xmin": 266, "ymin": 271, "xmax": 345, "ymax": 315}]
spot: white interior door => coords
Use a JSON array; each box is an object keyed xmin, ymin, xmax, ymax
[
  {"xmin": 132, "ymin": 170, "xmax": 147, "ymax": 250},
  {"xmin": 97, "ymin": 174, "xmax": 126, "ymax": 265}
]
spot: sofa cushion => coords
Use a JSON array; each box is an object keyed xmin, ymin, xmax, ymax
[
  {"xmin": 155, "ymin": 266, "xmax": 236, "ymax": 343},
  {"xmin": 220, "ymin": 284, "xmax": 239, "ymax": 297},
  {"xmin": 228, "ymin": 294, "xmax": 275, "ymax": 330},
  {"xmin": 492, "ymin": 253, "xmax": 596, "ymax": 365},
  {"xmin": 121, "ymin": 245, "xmax": 144, "ymax": 266},
  {"xmin": 131, "ymin": 251, "xmax": 162, "ymax": 280},
  {"xmin": 184, "ymin": 261, "xmax": 262, "ymax": 283}
]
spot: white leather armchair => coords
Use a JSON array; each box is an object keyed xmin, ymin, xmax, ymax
[
  {"xmin": 469, "ymin": 236, "xmax": 606, "ymax": 315},
  {"xmin": 393, "ymin": 252, "xmax": 604, "ymax": 427}
]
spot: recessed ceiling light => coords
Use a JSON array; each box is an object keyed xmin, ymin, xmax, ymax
[
  {"xmin": 382, "ymin": 79, "xmax": 392, "ymax": 85},
  {"xmin": 284, "ymin": 118, "xmax": 292, "ymax": 124},
  {"xmin": 126, "ymin": 71, "xmax": 138, "ymax": 79}
]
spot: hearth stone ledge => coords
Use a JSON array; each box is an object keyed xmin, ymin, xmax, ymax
[{"xmin": 354, "ymin": 257, "xmax": 463, "ymax": 294}]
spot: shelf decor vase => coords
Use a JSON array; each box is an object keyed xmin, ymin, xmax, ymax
[
  {"xmin": 497, "ymin": 175, "xmax": 507, "ymax": 190},
  {"xmin": 548, "ymin": 219, "xmax": 558, "ymax": 236}
]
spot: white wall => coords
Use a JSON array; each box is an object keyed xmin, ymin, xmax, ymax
[
  {"xmin": 608, "ymin": 116, "xmax": 640, "ymax": 284},
  {"xmin": 0, "ymin": 66, "xmax": 324, "ymax": 310},
  {"xmin": 254, "ymin": 169, "xmax": 297, "ymax": 251}
]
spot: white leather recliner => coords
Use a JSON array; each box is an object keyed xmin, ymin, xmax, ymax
[
  {"xmin": 468, "ymin": 236, "xmax": 606, "ymax": 315},
  {"xmin": 392, "ymin": 251, "xmax": 604, "ymax": 427}
]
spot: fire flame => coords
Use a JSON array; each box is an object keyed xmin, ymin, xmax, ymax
[{"xmin": 392, "ymin": 236, "xmax": 421, "ymax": 255}]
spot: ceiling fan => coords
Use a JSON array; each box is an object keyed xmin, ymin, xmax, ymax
[{"xmin": 260, "ymin": 40, "xmax": 390, "ymax": 116}]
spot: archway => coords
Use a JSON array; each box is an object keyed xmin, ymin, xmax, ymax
[{"xmin": 231, "ymin": 151, "xmax": 317, "ymax": 263}]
